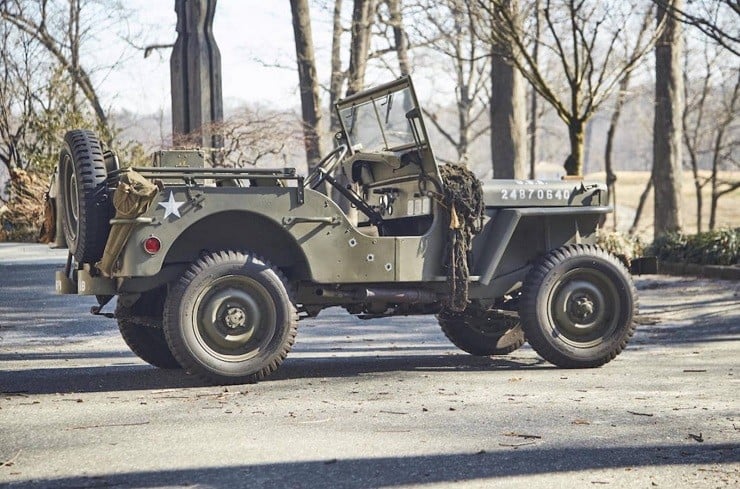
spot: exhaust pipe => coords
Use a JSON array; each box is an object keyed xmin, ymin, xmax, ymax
[{"xmin": 316, "ymin": 287, "xmax": 439, "ymax": 303}]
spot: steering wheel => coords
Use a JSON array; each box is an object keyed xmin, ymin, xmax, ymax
[{"xmin": 304, "ymin": 145, "xmax": 347, "ymax": 189}]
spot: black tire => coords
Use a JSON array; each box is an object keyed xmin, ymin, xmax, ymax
[
  {"xmin": 163, "ymin": 251, "xmax": 298, "ymax": 385},
  {"xmin": 58, "ymin": 129, "xmax": 111, "ymax": 263},
  {"xmin": 116, "ymin": 292, "xmax": 180, "ymax": 369},
  {"xmin": 438, "ymin": 311, "xmax": 525, "ymax": 356},
  {"xmin": 519, "ymin": 244, "xmax": 637, "ymax": 368}
]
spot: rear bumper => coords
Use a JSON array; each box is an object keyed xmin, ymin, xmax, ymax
[{"xmin": 55, "ymin": 268, "xmax": 116, "ymax": 295}]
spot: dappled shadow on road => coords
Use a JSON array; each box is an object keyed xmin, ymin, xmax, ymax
[
  {"xmin": 2, "ymin": 444, "xmax": 737, "ymax": 488},
  {"xmin": 0, "ymin": 354, "xmax": 545, "ymax": 395},
  {"xmin": 632, "ymin": 276, "xmax": 740, "ymax": 346},
  {"xmin": 632, "ymin": 319, "xmax": 740, "ymax": 346}
]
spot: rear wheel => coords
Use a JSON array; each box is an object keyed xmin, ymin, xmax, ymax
[
  {"xmin": 519, "ymin": 244, "xmax": 637, "ymax": 368},
  {"xmin": 58, "ymin": 130, "xmax": 111, "ymax": 263},
  {"xmin": 163, "ymin": 251, "xmax": 297, "ymax": 385},
  {"xmin": 116, "ymin": 290, "xmax": 180, "ymax": 369},
  {"xmin": 438, "ymin": 309, "xmax": 525, "ymax": 356}
]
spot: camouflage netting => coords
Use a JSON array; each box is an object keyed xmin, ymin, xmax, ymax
[
  {"xmin": 0, "ymin": 169, "xmax": 50, "ymax": 243},
  {"xmin": 438, "ymin": 164, "xmax": 485, "ymax": 312}
]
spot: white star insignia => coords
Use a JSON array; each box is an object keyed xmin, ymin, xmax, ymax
[{"xmin": 158, "ymin": 191, "xmax": 184, "ymax": 219}]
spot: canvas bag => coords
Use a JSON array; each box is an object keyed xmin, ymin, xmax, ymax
[{"xmin": 96, "ymin": 169, "xmax": 159, "ymax": 277}]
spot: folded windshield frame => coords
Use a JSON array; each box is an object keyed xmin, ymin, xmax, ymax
[{"xmin": 336, "ymin": 77, "xmax": 429, "ymax": 155}]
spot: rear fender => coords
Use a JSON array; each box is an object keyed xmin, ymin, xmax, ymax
[
  {"xmin": 118, "ymin": 209, "xmax": 311, "ymax": 281},
  {"xmin": 114, "ymin": 187, "xmax": 399, "ymax": 284}
]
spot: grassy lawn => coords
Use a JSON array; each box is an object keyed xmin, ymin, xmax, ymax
[{"xmin": 585, "ymin": 170, "xmax": 739, "ymax": 240}]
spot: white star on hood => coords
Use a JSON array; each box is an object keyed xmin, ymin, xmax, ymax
[{"xmin": 158, "ymin": 191, "xmax": 184, "ymax": 219}]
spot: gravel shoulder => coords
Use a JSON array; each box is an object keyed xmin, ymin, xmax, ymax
[{"xmin": 0, "ymin": 245, "xmax": 738, "ymax": 488}]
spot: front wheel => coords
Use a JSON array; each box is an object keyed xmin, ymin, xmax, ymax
[
  {"xmin": 163, "ymin": 251, "xmax": 297, "ymax": 385},
  {"xmin": 519, "ymin": 244, "xmax": 637, "ymax": 368}
]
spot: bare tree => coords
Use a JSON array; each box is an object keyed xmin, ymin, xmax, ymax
[
  {"xmin": 0, "ymin": 15, "xmax": 99, "ymax": 177},
  {"xmin": 682, "ymin": 21, "xmax": 740, "ymax": 232},
  {"xmin": 707, "ymin": 70, "xmax": 739, "ymax": 230},
  {"xmin": 682, "ymin": 38, "xmax": 713, "ymax": 233},
  {"xmin": 290, "ymin": 0, "xmax": 325, "ymax": 169},
  {"xmin": 0, "ymin": 0, "xmax": 117, "ymax": 143},
  {"xmin": 481, "ymin": 0, "xmax": 662, "ymax": 175},
  {"xmin": 653, "ymin": 0, "xmax": 684, "ymax": 237},
  {"xmin": 655, "ymin": 0, "xmax": 740, "ymax": 57},
  {"xmin": 206, "ymin": 109, "xmax": 301, "ymax": 169},
  {"xmin": 411, "ymin": 0, "xmax": 490, "ymax": 164},
  {"xmin": 0, "ymin": 24, "xmax": 34, "ymax": 172},
  {"xmin": 603, "ymin": 8, "xmax": 653, "ymax": 229}
]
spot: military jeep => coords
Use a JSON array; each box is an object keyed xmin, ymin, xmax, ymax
[{"xmin": 53, "ymin": 76, "xmax": 637, "ymax": 385}]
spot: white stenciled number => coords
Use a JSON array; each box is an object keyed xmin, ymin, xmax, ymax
[{"xmin": 501, "ymin": 189, "xmax": 508, "ymax": 200}]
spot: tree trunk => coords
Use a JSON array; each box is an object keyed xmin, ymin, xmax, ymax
[
  {"xmin": 490, "ymin": 10, "xmax": 526, "ymax": 180},
  {"xmin": 629, "ymin": 175, "xmax": 653, "ymax": 236},
  {"xmin": 387, "ymin": 0, "xmax": 410, "ymax": 75},
  {"xmin": 329, "ymin": 0, "xmax": 344, "ymax": 133},
  {"xmin": 564, "ymin": 119, "xmax": 584, "ymax": 176},
  {"xmin": 604, "ymin": 75, "xmax": 632, "ymax": 230},
  {"xmin": 653, "ymin": 0, "xmax": 684, "ymax": 237},
  {"xmin": 528, "ymin": 0, "xmax": 541, "ymax": 179},
  {"xmin": 685, "ymin": 142, "xmax": 702, "ymax": 233},
  {"xmin": 347, "ymin": 0, "xmax": 375, "ymax": 96},
  {"xmin": 709, "ymin": 70, "xmax": 739, "ymax": 230},
  {"xmin": 604, "ymin": 115, "xmax": 619, "ymax": 229},
  {"xmin": 290, "ymin": 0, "xmax": 324, "ymax": 169}
]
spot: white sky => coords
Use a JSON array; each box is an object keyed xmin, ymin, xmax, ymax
[{"xmin": 98, "ymin": 1, "xmax": 329, "ymax": 114}]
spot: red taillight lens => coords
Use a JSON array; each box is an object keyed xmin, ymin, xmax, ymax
[{"xmin": 143, "ymin": 236, "xmax": 161, "ymax": 254}]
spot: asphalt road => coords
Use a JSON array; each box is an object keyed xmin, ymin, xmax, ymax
[{"xmin": 0, "ymin": 244, "xmax": 738, "ymax": 488}]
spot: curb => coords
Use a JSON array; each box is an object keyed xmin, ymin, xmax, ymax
[{"xmin": 658, "ymin": 261, "xmax": 740, "ymax": 281}]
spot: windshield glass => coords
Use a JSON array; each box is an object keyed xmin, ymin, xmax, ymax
[{"xmin": 339, "ymin": 87, "xmax": 425, "ymax": 152}]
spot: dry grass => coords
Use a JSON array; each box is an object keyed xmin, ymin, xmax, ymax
[{"xmin": 585, "ymin": 170, "xmax": 739, "ymax": 240}]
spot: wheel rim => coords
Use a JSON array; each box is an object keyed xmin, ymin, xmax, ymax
[
  {"xmin": 63, "ymin": 155, "xmax": 79, "ymax": 241},
  {"xmin": 191, "ymin": 275, "xmax": 277, "ymax": 362},
  {"xmin": 548, "ymin": 268, "xmax": 620, "ymax": 348}
]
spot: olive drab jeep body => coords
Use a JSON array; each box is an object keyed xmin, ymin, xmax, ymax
[{"xmin": 52, "ymin": 76, "xmax": 638, "ymax": 385}]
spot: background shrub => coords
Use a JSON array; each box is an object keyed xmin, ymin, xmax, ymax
[{"xmin": 649, "ymin": 229, "xmax": 738, "ymax": 266}]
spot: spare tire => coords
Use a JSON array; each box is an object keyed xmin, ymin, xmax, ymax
[{"xmin": 58, "ymin": 130, "xmax": 112, "ymax": 264}]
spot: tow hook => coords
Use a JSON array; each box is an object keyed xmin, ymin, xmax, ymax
[{"xmin": 90, "ymin": 295, "xmax": 115, "ymax": 318}]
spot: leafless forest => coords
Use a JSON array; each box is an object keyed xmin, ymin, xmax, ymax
[{"xmin": 0, "ymin": 0, "xmax": 737, "ymax": 239}]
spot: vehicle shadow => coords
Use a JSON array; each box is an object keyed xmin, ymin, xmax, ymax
[{"xmin": 0, "ymin": 353, "xmax": 546, "ymax": 395}]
